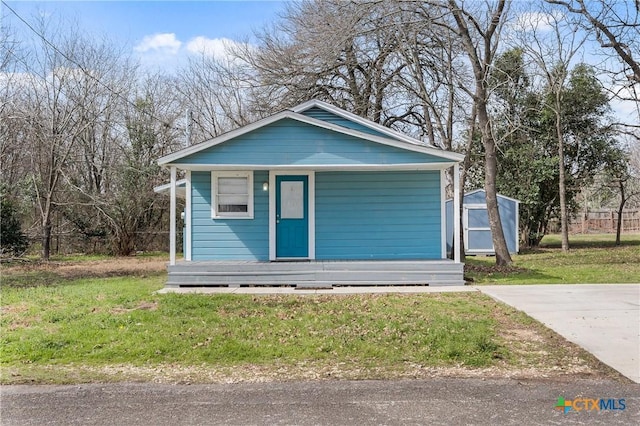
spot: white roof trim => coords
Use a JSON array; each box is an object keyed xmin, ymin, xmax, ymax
[
  {"xmin": 158, "ymin": 110, "xmax": 292, "ymax": 165},
  {"xmin": 292, "ymin": 99, "xmax": 429, "ymax": 147},
  {"xmin": 159, "ymin": 163, "xmax": 457, "ymax": 172},
  {"xmin": 154, "ymin": 179, "xmax": 187, "ymax": 198},
  {"xmin": 158, "ymin": 102, "xmax": 463, "ymax": 165}
]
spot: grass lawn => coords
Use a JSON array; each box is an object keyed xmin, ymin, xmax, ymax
[
  {"xmin": 465, "ymin": 233, "xmax": 640, "ymax": 284},
  {"xmin": 0, "ymin": 273, "xmax": 616, "ymax": 384},
  {"xmin": 2, "ymin": 234, "xmax": 632, "ymax": 384}
]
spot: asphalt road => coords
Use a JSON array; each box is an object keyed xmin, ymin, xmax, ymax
[{"xmin": 2, "ymin": 378, "xmax": 639, "ymax": 425}]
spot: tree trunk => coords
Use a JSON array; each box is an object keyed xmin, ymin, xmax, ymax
[
  {"xmin": 458, "ymin": 104, "xmax": 478, "ymax": 262},
  {"xmin": 615, "ymin": 180, "xmax": 625, "ymax": 246},
  {"xmin": 446, "ymin": 0, "xmax": 510, "ymax": 266},
  {"xmin": 555, "ymin": 102, "xmax": 570, "ymax": 252},
  {"xmin": 477, "ymin": 101, "xmax": 512, "ymax": 266},
  {"xmin": 42, "ymin": 221, "xmax": 52, "ymax": 261}
]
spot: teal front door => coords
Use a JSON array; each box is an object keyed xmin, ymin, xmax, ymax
[{"xmin": 276, "ymin": 175, "xmax": 309, "ymax": 258}]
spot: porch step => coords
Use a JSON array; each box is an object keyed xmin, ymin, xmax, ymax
[{"xmin": 166, "ymin": 260, "xmax": 465, "ymax": 287}]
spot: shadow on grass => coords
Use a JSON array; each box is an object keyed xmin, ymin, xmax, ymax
[
  {"xmin": 463, "ymin": 260, "xmax": 560, "ymax": 284},
  {"xmin": 1, "ymin": 270, "xmax": 166, "ymax": 289},
  {"xmin": 539, "ymin": 235, "xmax": 640, "ymax": 249}
]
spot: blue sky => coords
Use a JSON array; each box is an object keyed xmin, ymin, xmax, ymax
[
  {"xmin": 3, "ymin": 1, "xmax": 287, "ymax": 71},
  {"xmin": 3, "ymin": 1, "xmax": 637, "ymax": 121}
]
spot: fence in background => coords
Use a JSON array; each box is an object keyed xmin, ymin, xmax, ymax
[{"xmin": 552, "ymin": 209, "xmax": 640, "ymax": 234}]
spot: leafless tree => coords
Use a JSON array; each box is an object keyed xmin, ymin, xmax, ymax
[
  {"xmin": 386, "ymin": 2, "xmax": 471, "ymax": 150},
  {"xmin": 513, "ymin": 7, "xmax": 589, "ymax": 252},
  {"xmin": 611, "ymin": 136, "xmax": 640, "ymax": 244},
  {"xmin": 238, "ymin": 0, "xmax": 408, "ymax": 124},
  {"xmin": 433, "ymin": 0, "xmax": 513, "ymax": 265},
  {"xmin": 13, "ymin": 18, "xmax": 106, "ymax": 260},
  {"xmin": 546, "ymin": 0, "xmax": 640, "ymax": 86},
  {"xmin": 177, "ymin": 49, "xmax": 259, "ymax": 143}
]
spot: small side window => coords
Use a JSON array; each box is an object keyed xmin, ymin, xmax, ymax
[{"xmin": 212, "ymin": 171, "xmax": 253, "ymax": 219}]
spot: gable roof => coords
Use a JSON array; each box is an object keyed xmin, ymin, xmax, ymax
[
  {"xmin": 292, "ymin": 99, "xmax": 431, "ymax": 147},
  {"xmin": 158, "ymin": 100, "xmax": 463, "ymax": 165}
]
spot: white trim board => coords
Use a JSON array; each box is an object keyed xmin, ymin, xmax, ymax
[
  {"xmin": 185, "ymin": 171, "xmax": 192, "ymax": 261},
  {"xmin": 165, "ymin": 163, "xmax": 458, "ymax": 172},
  {"xmin": 440, "ymin": 169, "xmax": 447, "ymax": 259}
]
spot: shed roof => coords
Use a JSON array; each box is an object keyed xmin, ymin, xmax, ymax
[
  {"xmin": 463, "ymin": 189, "xmax": 520, "ymax": 204},
  {"xmin": 446, "ymin": 189, "xmax": 520, "ymax": 204}
]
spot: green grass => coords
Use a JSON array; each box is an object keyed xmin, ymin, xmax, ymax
[
  {"xmin": 466, "ymin": 233, "xmax": 640, "ymax": 284},
  {"xmin": 0, "ymin": 276, "xmax": 515, "ymax": 383},
  {"xmin": 3, "ymin": 234, "xmax": 630, "ymax": 383}
]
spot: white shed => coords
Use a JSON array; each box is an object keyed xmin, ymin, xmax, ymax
[{"xmin": 446, "ymin": 189, "xmax": 519, "ymax": 256}]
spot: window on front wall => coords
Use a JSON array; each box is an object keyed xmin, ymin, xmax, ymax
[{"xmin": 211, "ymin": 171, "xmax": 253, "ymax": 219}]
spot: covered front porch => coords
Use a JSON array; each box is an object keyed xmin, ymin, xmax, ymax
[{"xmin": 166, "ymin": 259, "xmax": 465, "ymax": 287}]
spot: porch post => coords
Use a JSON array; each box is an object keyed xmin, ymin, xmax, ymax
[
  {"xmin": 169, "ymin": 166, "xmax": 176, "ymax": 266},
  {"xmin": 453, "ymin": 163, "xmax": 461, "ymax": 263}
]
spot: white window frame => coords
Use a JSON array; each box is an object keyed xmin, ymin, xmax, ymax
[{"xmin": 211, "ymin": 171, "xmax": 254, "ymax": 219}]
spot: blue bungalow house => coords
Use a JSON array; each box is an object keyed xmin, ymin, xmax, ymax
[{"xmin": 157, "ymin": 100, "xmax": 465, "ymax": 287}]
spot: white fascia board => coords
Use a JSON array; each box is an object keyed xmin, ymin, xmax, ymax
[
  {"xmin": 292, "ymin": 99, "xmax": 432, "ymax": 148},
  {"xmin": 463, "ymin": 189, "xmax": 484, "ymax": 199},
  {"xmin": 168, "ymin": 162, "xmax": 457, "ymax": 172},
  {"xmin": 153, "ymin": 179, "xmax": 187, "ymax": 199},
  {"xmin": 159, "ymin": 106, "xmax": 463, "ymax": 167},
  {"xmin": 157, "ymin": 110, "xmax": 294, "ymax": 165},
  {"xmin": 497, "ymin": 193, "xmax": 521, "ymax": 203}
]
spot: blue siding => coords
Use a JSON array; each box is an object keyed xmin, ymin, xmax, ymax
[
  {"xmin": 464, "ymin": 191, "xmax": 488, "ymax": 204},
  {"xmin": 300, "ymin": 107, "xmax": 392, "ymax": 139},
  {"xmin": 315, "ymin": 171, "xmax": 442, "ymax": 260},
  {"xmin": 190, "ymin": 171, "xmax": 269, "ymax": 260},
  {"xmin": 500, "ymin": 197, "xmax": 518, "ymax": 253},
  {"xmin": 174, "ymin": 119, "xmax": 449, "ymax": 166}
]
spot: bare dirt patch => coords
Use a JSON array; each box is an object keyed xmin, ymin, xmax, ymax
[
  {"xmin": 1, "ymin": 257, "xmax": 167, "ymax": 286},
  {"xmin": 488, "ymin": 303, "xmax": 622, "ymax": 381},
  {"xmin": 109, "ymin": 301, "xmax": 159, "ymax": 315},
  {"xmin": 4, "ymin": 359, "xmax": 624, "ymax": 386}
]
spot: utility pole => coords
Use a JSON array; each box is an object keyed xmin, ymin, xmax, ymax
[{"xmin": 185, "ymin": 109, "xmax": 192, "ymax": 146}]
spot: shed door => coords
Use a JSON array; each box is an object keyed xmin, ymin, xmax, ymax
[
  {"xmin": 464, "ymin": 205, "xmax": 494, "ymax": 254},
  {"xmin": 276, "ymin": 175, "xmax": 309, "ymax": 258}
]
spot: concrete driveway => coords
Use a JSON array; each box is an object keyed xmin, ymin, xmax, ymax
[{"xmin": 478, "ymin": 284, "xmax": 640, "ymax": 383}]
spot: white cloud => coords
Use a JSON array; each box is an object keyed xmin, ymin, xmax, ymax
[
  {"xmin": 610, "ymin": 84, "xmax": 640, "ymax": 123},
  {"xmin": 185, "ymin": 36, "xmax": 251, "ymax": 64},
  {"xmin": 186, "ymin": 36, "xmax": 228, "ymax": 57},
  {"xmin": 134, "ymin": 33, "xmax": 182, "ymax": 55},
  {"xmin": 132, "ymin": 34, "xmax": 251, "ymax": 73}
]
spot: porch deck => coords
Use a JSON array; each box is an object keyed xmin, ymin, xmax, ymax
[{"xmin": 166, "ymin": 260, "xmax": 465, "ymax": 288}]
